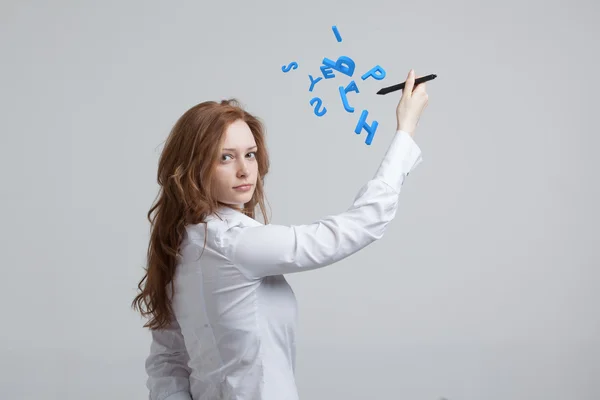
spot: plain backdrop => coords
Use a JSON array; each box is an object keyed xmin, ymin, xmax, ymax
[{"xmin": 1, "ymin": 1, "xmax": 598, "ymax": 399}]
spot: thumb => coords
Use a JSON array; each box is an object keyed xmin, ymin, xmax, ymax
[{"xmin": 404, "ymin": 69, "xmax": 415, "ymax": 94}]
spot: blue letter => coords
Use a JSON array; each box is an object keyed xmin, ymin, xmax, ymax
[
  {"xmin": 310, "ymin": 97, "xmax": 327, "ymax": 117},
  {"xmin": 322, "ymin": 56, "xmax": 355, "ymax": 77},
  {"xmin": 320, "ymin": 65, "xmax": 335, "ymax": 79},
  {"xmin": 309, "ymin": 74, "xmax": 322, "ymax": 92},
  {"xmin": 339, "ymin": 86, "xmax": 354, "ymax": 113},
  {"xmin": 354, "ymin": 110, "xmax": 378, "ymax": 145},
  {"xmin": 332, "ymin": 26, "xmax": 342, "ymax": 42},
  {"xmin": 338, "ymin": 80, "xmax": 359, "ymax": 113},
  {"xmin": 345, "ymin": 80, "xmax": 359, "ymax": 94},
  {"xmin": 361, "ymin": 65, "xmax": 386, "ymax": 80},
  {"xmin": 282, "ymin": 62, "xmax": 298, "ymax": 73}
]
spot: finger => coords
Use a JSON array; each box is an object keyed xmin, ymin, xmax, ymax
[
  {"xmin": 413, "ymin": 81, "xmax": 427, "ymax": 94},
  {"xmin": 403, "ymin": 69, "xmax": 415, "ymax": 96},
  {"xmin": 414, "ymin": 73, "xmax": 431, "ymax": 90}
]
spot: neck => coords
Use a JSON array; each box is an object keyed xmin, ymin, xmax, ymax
[{"xmin": 219, "ymin": 202, "xmax": 244, "ymax": 212}]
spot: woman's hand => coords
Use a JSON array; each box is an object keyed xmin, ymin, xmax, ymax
[{"xmin": 396, "ymin": 69, "xmax": 429, "ymax": 138}]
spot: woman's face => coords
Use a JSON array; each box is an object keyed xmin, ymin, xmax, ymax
[{"xmin": 212, "ymin": 119, "xmax": 258, "ymax": 208}]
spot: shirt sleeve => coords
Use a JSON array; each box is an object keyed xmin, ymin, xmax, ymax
[
  {"xmin": 145, "ymin": 318, "xmax": 193, "ymax": 400},
  {"xmin": 217, "ymin": 130, "xmax": 423, "ymax": 279}
]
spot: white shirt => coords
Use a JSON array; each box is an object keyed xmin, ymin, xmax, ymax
[{"xmin": 144, "ymin": 129, "xmax": 423, "ymax": 400}]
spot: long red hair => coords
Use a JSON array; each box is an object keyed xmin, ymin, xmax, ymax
[{"xmin": 131, "ymin": 99, "xmax": 271, "ymax": 330}]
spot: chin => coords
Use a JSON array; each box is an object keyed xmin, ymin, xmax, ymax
[
  {"xmin": 241, "ymin": 193, "xmax": 254, "ymax": 203},
  {"xmin": 227, "ymin": 192, "xmax": 254, "ymax": 205}
]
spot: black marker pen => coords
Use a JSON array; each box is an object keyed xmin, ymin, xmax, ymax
[{"xmin": 376, "ymin": 74, "xmax": 437, "ymax": 95}]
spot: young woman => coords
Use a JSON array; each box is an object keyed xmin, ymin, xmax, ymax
[{"xmin": 132, "ymin": 68, "xmax": 429, "ymax": 400}]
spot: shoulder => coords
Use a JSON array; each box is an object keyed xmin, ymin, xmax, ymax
[{"xmin": 185, "ymin": 208, "xmax": 263, "ymax": 248}]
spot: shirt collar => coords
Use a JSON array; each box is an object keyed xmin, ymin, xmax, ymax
[
  {"xmin": 212, "ymin": 205, "xmax": 245, "ymax": 221},
  {"xmin": 212, "ymin": 205, "xmax": 264, "ymax": 227}
]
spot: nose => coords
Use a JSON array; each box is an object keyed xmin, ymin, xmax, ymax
[{"xmin": 237, "ymin": 159, "xmax": 249, "ymax": 177}]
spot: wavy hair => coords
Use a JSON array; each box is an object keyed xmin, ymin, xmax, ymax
[{"xmin": 131, "ymin": 99, "xmax": 271, "ymax": 330}]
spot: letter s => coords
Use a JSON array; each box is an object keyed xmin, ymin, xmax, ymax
[
  {"xmin": 282, "ymin": 62, "xmax": 299, "ymax": 73},
  {"xmin": 309, "ymin": 97, "xmax": 327, "ymax": 117}
]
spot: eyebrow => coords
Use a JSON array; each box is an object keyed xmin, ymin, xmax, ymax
[{"xmin": 222, "ymin": 146, "xmax": 258, "ymax": 151}]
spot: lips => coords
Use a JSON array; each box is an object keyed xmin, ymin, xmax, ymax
[{"xmin": 233, "ymin": 184, "xmax": 253, "ymax": 189}]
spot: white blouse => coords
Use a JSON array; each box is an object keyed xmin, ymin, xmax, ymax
[{"xmin": 144, "ymin": 129, "xmax": 423, "ymax": 400}]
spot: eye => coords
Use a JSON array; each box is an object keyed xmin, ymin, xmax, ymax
[
  {"xmin": 221, "ymin": 154, "xmax": 233, "ymax": 161},
  {"xmin": 247, "ymin": 151, "xmax": 257, "ymax": 159}
]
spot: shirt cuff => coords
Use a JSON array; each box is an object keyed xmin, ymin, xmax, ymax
[{"xmin": 373, "ymin": 129, "xmax": 423, "ymax": 193}]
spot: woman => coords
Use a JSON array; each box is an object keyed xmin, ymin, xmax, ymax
[{"xmin": 132, "ymin": 68, "xmax": 429, "ymax": 400}]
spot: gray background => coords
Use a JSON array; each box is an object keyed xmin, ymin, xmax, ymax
[{"xmin": 1, "ymin": 0, "xmax": 598, "ymax": 399}]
